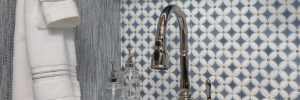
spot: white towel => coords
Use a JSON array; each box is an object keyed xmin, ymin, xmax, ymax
[
  {"xmin": 39, "ymin": 0, "xmax": 80, "ymax": 28},
  {"xmin": 65, "ymin": 31, "xmax": 81, "ymax": 100},
  {"xmin": 13, "ymin": 0, "xmax": 81, "ymax": 99},
  {"xmin": 12, "ymin": 0, "xmax": 34, "ymax": 99},
  {"xmin": 34, "ymin": 75, "xmax": 74, "ymax": 100}
]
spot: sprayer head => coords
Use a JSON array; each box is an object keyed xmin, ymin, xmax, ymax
[{"xmin": 150, "ymin": 49, "xmax": 169, "ymax": 70}]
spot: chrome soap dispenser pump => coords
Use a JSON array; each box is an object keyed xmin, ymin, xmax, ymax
[
  {"xmin": 110, "ymin": 61, "xmax": 117, "ymax": 82},
  {"xmin": 123, "ymin": 48, "xmax": 140, "ymax": 100},
  {"xmin": 103, "ymin": 61, "xmax": 123, "ymax": 100}
]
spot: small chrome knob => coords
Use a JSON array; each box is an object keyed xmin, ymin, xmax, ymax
[{"xmin": 206, "ymin": 79, "xmax": 211, "ymax": 100}]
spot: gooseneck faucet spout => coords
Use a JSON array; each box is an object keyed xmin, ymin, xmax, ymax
[{"xmin": 150, "ymin": 5, "xmax": 190, "ymax": 99}]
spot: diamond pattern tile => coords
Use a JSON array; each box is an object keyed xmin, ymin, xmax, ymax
[{"xmin": 121, "ymin": 0, "xmax": 300, "ymax": 99}]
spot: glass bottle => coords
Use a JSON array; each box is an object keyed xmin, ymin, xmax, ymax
[
  {"xmin": 123, "ymin": 48, "xmax": 140, "ymax": 100},
  {"xmin": 104, "ymin": 61, "xmax": 123, "ymax": 100}
]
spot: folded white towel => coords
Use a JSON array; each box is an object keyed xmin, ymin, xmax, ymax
[
  {"xmin": 12, "ymin": 0, "xmax": 34, "ymax": 100},
  {"xmin": 39, "ymin": 0, "xmax": 80, "ymax": 28},
  {"xmin": 22, "ymin": 0, "xmax": 80, "ymax": 99},
  {"xmin": 13, "ymin": 0, "xmax": 81, "ymax": 99},
  {"xmin": 25, "ymin": 0, "xmax": 75, "ymax": 99}
]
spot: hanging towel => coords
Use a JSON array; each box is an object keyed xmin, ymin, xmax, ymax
[
  {"xmin": 65, "ymin": 31, "xmax": 81, "ymax": 100},
  {"xmin": 12, "ymin": 0, "xmax": 81, "ymax": 99},
  {"xmin": 12, "ymin": 0, "xmax": 34, "ymax": 99}
]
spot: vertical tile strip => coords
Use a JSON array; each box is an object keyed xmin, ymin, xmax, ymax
[{"xmin": 74, "ymin": 0, "xmax": 120, "ymax": 100}]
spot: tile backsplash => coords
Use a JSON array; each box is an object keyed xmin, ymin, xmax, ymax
[{"xmin": 121, "ymin": 0, "xmax": 300, "ymax": 99}]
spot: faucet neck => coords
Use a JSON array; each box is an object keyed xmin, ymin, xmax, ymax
[
  {"xmin": 157, "ymin": 5, "xmax": 188, "ymax": 52},
  {"xmin": 156, "ymin": 4, "xmax": 190, "ymax": 97}
]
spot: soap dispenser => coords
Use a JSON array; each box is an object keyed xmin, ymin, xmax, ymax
[
  {"xmin": 123, "ymin": 48, "xmax": 140, "ymax": 100},
  {"xmin": 104, "ymin": 61, "xmax": 123, "ymax": 100}
]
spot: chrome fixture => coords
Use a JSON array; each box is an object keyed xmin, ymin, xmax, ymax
[
  {"xmin": 206, "ymin": 79, "xmax": 212, "ymax": 100},
  {"xmin": 151, "ymin": 5, "xmax": 212, "ymax": 100},
  {"xmin": 150, "ymin": 5, "xmax": 190, "ymax": 100},
  {"xmin": 109, "ymin": 61, "xmax": 117, "ymax": 82}
]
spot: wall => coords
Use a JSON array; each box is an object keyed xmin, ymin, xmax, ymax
[
  {"xmin": 121, "ymin": 0, "xmax": 300, "ymax": 99},
  {"xmin": 0, "ymin": 0, "xmax": 16, "ymax": 100},
  {"xmin": 74, "ymin": 0, "xmax": 120, "ymax": 100}
]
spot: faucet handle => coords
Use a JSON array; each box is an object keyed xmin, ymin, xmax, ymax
[
  {"xmin": 126, "ymin": 47, "xmax": 135, "ymax": 67},
  {"xmin": 127, "ymin": 47, "xmax": 132, "ymax": 57},
  {"xmin": 206, "ymin": 79, "xmax": 211, "ymax": 100}
]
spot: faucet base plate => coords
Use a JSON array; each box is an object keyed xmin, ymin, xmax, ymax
[{"xmin": 178, "ymin": 89, "xmax": 191, "ymax": 100}]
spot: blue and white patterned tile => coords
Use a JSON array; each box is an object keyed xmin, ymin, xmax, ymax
[{"xmin": 121, "ymin": 0, "xmax": 300, "ymax": 99}]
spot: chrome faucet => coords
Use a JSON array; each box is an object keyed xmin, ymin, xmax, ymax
[
  {"xmin": 150, "ymin": 5, "xmax": 190, "ymax": 100},
  {"xmin": 151, "ymin": 5, "xmax": 212, "ymax": 100}
]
